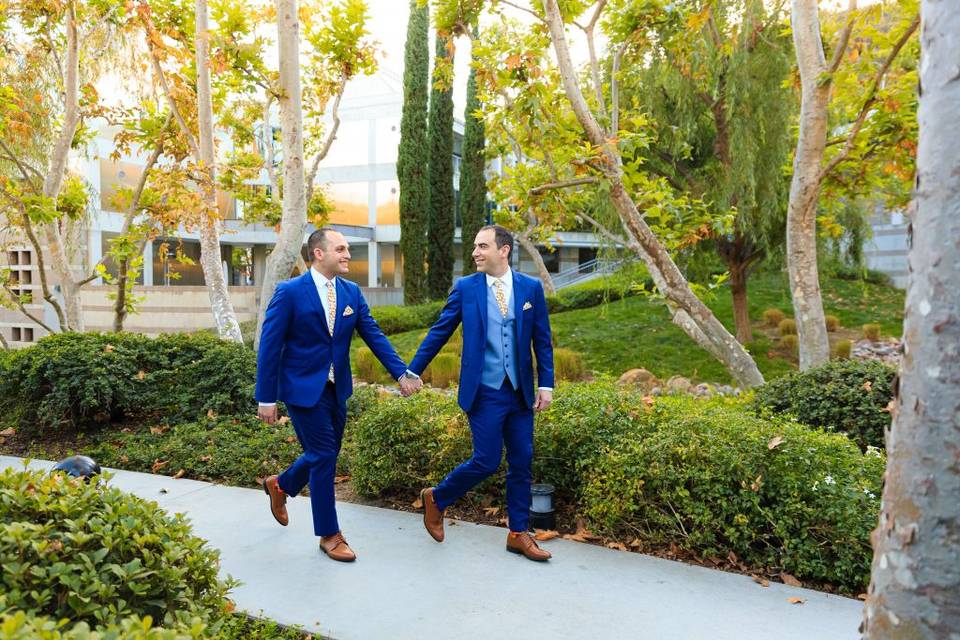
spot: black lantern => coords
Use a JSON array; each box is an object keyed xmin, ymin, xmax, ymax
[
  {"xmin": 529, "ymin": 483, "xmax": 556, "ymax": 530},
  {"xmin": 51, "ymin": 455, "xmax": 101, "ymax": 481}
]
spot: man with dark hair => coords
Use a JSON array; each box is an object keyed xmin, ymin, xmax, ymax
[
  {"xmin": 405, "ymin": 224, "xmax": 556, "ymax": 561},
  {"xmin": 256, "ymin": 227, "xmax": 420, "ymax": 562}
]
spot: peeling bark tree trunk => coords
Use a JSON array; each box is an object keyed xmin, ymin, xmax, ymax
[
  {"xmin": 42, "ymin": 2, "xmax": 83, "ymax": 332},
  {"xmin": 787, "ymin": 0, "xmax": 832, "ymax": 369},
  {"xmin": 195, "ymin": 0, "xmax": 242, "ymax": 343},
  {"xmin": 253, "ymin": 0, "xmax": 308, "ymax": 352},
  {"xmin": 542, "ymin": 0, "xmax": 763, "ymax": 388},
  {"xmin": 862, "ymin": 2, "xmax": 960, "ymax": 634},
  {"xmin": 718, "ymin": 233, "xmax": 762, "ymax": 345}
]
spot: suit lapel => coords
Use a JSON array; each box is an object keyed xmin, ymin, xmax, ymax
[
  {"xmin": 512, "ymin": 271, "xmax": 525, "ymax": 339},
  {"xmin": 475, "ymin": 273, "xmax": 487, "ymax": 334},
  {"xmin": 332, "ymin": 277, "xmax": 349, "ymax": 343}
]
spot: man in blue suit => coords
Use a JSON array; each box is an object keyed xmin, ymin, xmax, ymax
[
  {"xmin": 406, "ymin": 225, "xmax": 555, "ymax": 561},
  {"xmin": 256, "ymin": 228, "xmax": 416, "ymax": 562}
]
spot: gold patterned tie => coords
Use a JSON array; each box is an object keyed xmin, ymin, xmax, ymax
[
  {"xmin": 493, "ymin": 279, "xmax": 508, "ymax": 317},
  {"xmin": 326, "ymin": 281, "xmax": 336, "ymax": 381}
]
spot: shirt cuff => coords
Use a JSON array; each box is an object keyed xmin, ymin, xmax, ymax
[
  {"xmin": 258, "ymin": 402, "xmax": 277, "ymax": 407},
  {"xmin": 537, "ymin": 387, "xmax": 553, "ymax": 392},
  {"xmin": 404, "ymin": 369, "xmax": 421, "ymax": 380}
]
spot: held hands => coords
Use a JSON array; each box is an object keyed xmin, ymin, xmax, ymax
[
  {"xmin": 399, "ymin": 373, "xmax": 423, "ymax": 397},
  {"xmin": 533, "ymin": 389, "xmax": 553, "ymax": 412}
]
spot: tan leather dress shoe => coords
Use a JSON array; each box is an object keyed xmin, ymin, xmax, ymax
[
  {"xmin": 506, "ymin": 531, "xmax": 552, "ymax": 562},
  {"xmin": 263, "ymin": 475, "xmax": 288, "ymax": 526},
  {"xmin": 421, "ymin": 487, "xmax": 445, "ymax": 542},
  {"xmin": 319, "ymin": 532, "xmax": 357, "ymax": 562}
]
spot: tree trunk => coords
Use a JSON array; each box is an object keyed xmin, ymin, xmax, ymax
[
  {"xmin": 787, "ymin": 0, "xmax": 831, "ymax": 369},
  {"xmin": 195, "ymin": 0, "xmax": 242, "ymax": 343},
  {"xmin": 253, "ymin": 0, "xmax": 308, "ymax": 352},
  {"xmin": 728, "ymin": 265, "xmax": 751, "ymax": 345},
  {"xmin": 542, "ymin": 0, "xmax": 764, "ymax": 388},
  {"xmin": 517, "ymin": 232, "xmax": 556, "ymax": 295},
  {"xmin": 862, "ymin": 2, "xmax": 960, "ymax": 634},
  {"xmin": 42, "ymin": 2, "xmax": 83, "ymax": 332}
]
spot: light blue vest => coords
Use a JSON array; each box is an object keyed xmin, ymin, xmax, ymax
[{"xmin": 481, "ymin": 282, "xmax": 520, "ymax": 390}]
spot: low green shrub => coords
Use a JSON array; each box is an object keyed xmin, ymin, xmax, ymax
[
  {"xmin": 0, "ymin": 610, "xmax": 208, "ymax": 639},
  {"xmin": 545, "ymin": 264, "xmax": 651, "ymax": 314},
  {"xmin": 580, "ymin": 397, "xmax": 884, "ymax": 592},
  {"xmin": 425, "ymin": 353, "xmax": 460, "ymax": 389},
  {"xmin": 752, "ymin": 359, "xmax": 895, "ymax": 450},
  {"xmin": 780, "ymin": 334, "xmax": 798, "ymax": 352},
  {"xmin": 553, "ymin": 348, "xmax": 586, "ymax": 381},
  {"xmin": 353, "ymin": 347, "xmax": 394, "ymax": 384},
  {"xmin": 778, "ymin": 318, "xmax": 797, "ymax": 336},
  {"xmin": 369, "ymin": 300, "xmax": 445, "ymax": 335},
  {"xmin": 834, "ymin": 339, "xmax": 853, "ymax": 359},
  {"xmin": 862, "ymin": 323, "xmax": 882, "ymax": 341},
  {"xmin": 762, "ymin": 308, "xmax": 785, "ymax": 327},
  {"xmin": 0, "ymin": 468, "xmax": 233, "ymax": 629},
  {"xmin": 347, "ymin": 390, "xmax": 471, "ymax": 497},
  {"xmin": 0, "ymin": 333, "xmax": 255, "ymax": 434}
]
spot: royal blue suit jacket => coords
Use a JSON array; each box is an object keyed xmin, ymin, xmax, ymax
[
  {"xmin": 255, "ymin": 271, "xmax": 406, "ymax": 408},
  {"xmin": 408, "ymin": 271, "xmax": 554, "ymax": 412}
]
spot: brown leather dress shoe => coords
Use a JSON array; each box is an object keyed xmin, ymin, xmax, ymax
[
  {"xmin": 263, "ymin": 475, "xmax": 288, "ymax": 526},
  {"xmin": 421, "ymin": 487, "xmax": 445, "ymax": 542},
  {"xmin": 319, "ymin": 532, "xmax": 357, "ymax": 562},
  {"xmin": 506, "ymin": 531, "xmax": 552, "ymax": 562}
]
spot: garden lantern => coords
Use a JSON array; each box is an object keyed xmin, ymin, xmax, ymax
[{"xmin": 529, "ymin": 483, "xmax": 555, "ymax": 530}]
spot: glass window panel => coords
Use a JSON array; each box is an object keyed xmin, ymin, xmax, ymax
[
  {"xmin": 326, "ymin": 182, "xmax": 370, "ymax": 225},
  {"xmin": 375, "ymin": 180, "xmax": 400, "ymax": 225}
]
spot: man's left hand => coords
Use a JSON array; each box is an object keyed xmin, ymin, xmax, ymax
[{"xmin": 533, "ymin": 389, "xmax": 553, "ymax": 412}]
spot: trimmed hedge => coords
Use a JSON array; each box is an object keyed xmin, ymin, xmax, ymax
[
  {"xmin": 344, "ymin": 383, "xmax": 883, "ymax": 592},
  {"xmin": 752, "ymin": 359, "xmax": 895, "ymax": 450},
  {"xmin": 0, "ymin": 468, "xmax": 233, "ymax": 629},
  {"xmin": 0, "ymin": 333, "xmax": 256, "ymax": 434},
  {"xmin": 581, "ymin": 397, "xmax": 884, "ymax": 592}
]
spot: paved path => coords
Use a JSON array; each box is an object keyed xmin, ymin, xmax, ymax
[{"xmin": 2, "ymin": 456, "xmax": 865, "ymax": 640}]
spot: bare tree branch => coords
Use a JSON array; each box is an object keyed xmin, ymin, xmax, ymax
[
  {"xmin": 573, "ymin": 0, "xmax": 609, "ymax": 118},
  {"xmin": 2, "ymin": 283, "xmax": 56, "ymax": 334},
  {"xmin": 611, "ymin": 39, "xmax": 630, "ymax": 133},
  {"xmin": 306, "ymin": 75, "xmax": 348, "ymax": 202},
  {"xmin": 577, "ymin": 210, "xmax": 629, "ymax": 247},
  {"xmin": 826, "ymin": 0, "xmax": 858, "ymax": 75},
  {"xmin": 819, "ymin": 13, "xmax": 919, "ymax": 180},
  {"xmin": 20, "ymin": 214, "xmax": 68, "ymax": 331},
  {"xmin": 498, "ymin": 0, "xmax": 547, "ymax": 23},
  {"xmin": 528, "ymin": 176, "xmax": 599, "ymax": 195}
]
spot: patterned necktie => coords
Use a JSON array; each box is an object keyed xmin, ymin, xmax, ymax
[
  {"xmin": 493, "ymin": 279, "xmax": 508, "ymax": 317},
  {"xmin": 325, "ymin": 281, "xmax": 336, "ymax": 336},
  {"xmin": 326, "ymin": 280, "xmax": 336, "ymax": 381}
]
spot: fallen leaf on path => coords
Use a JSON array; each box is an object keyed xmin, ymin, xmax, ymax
[
  {"xmin": 787, "ymin": 597, "xmax": 805, "ymax": 605},
  {"xmin": 607, "ymin": 542, "xmax": 628, "ymax": 551},
  {"xmin": 483, "ymin": 506, "xmax": 500, "ymax": 516},
  {"xmin": 534, "ymin": 530, "xmax": 559, "ymax": 541},
  {"xmin": 857, "ymin": 594, "xmax": 868, "ymax": 601},
  {"xmin": 781, "ymin": 573, "xmax": 802, "ymax": 587},
  {"xmin": 628, "ymin": 538, "xmax": 643, "ymax": 549},
  {"xmin": 151, "ymin": 459, "xmax": 168, "ymax": 473},
  {"xmin": 172, "ymin": 469, "xmax": 185, "ymax": 479},
  {"xmin": 334, "ymin": 475, "xmax": 349, "ymax": 484},
  {"xmin": 751, "ymin": 575, "xmax": 770, "ymax": 588},
  {"xmin": 767, "ymin": 436, "xmax": 785, "ymax": 450},
  {"xmin": 562, "ymin": 533, "xmax": 590, "ymax": 543}
]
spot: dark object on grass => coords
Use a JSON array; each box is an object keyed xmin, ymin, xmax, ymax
[
  {"xmin": 52, "ymin": 455, "xmax": 101, "ymax": 480},
  {"xmin": 529, "ymin": 483, "xmax": 556, "ymax": 530}
]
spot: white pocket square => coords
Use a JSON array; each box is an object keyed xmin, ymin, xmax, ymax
[
  {"xmin": 522, "ymin": 301, "xmax": 533, "ymax": 311},
  {"xmin": 342, "ymin": 306, "xmax": 354, "ymax": 317}
]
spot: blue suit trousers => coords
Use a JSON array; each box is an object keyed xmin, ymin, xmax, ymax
[
  {"xmin": 277, "ymin": 383, "xmax": 346, "ymax": 537},
  {"xmin": 433, "ymin": 381, "xmax": 534, "ymax": 532}
]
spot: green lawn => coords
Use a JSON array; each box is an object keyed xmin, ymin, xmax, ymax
[{"xmin": 354, "ymin": 271, "xmax": 904, "ymax": 385}]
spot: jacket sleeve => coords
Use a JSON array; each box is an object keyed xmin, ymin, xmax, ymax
[
  {"xmin": 255, "ymin": 282, "xmax": 294, "ymax": 403},
  {"xmin": 354, "ymin": 289, "xmax": 407, "ymax": 381},
  {"xmin": 532, "ymin": 281, "xmax": 554, "ymax": 389},
  {"xmin": 408, "ymin": 283, "xmax": 463, "ymax": 376}
]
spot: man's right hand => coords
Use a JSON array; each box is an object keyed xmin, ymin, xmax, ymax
[
  {"xmin": 399, "ymin": 374, "xmax": 422, "ymax": 397},
  {"xmin": 258, "ymin": 404, "xmax": 278, "ymax": 424}
]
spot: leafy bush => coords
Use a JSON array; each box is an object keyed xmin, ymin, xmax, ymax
[
  {"xmin": 825, "ymin": 314, "xmax": 840, "ymax": 332},
  {"xmin": 834, "ymin": 339, "xmax": 852, "ymax": 359},
  {"xmin": 778, "ymin": 318, "xmax": 797, "ymax": 336},
  {"xmin": 780, "ymin": 334, "xmax": 798, "ymax": 352},
  {"xmin": 369, "ymin": 300, "xmax": 445, "ymax": 335},
  {"xmin": 752, "ymin": 359, "xmax": 895, "ymax": 450},
  {"xmin": 353, "ymin": 347, "xmax": 394, "ymax": 384},
  {"xmin": 424, "ymin": 353, "xmax": 460, "ymax": 389},
  {"xmin": 580, "ymin": 397, "xmax": 884, "ymax": 592},
  {"xmin": 862, "ymin": 323, "xmax": 881, "ymax": 341},
  {"xmin": 546, "ymin": 265, "xmax": 651, "ymax": 314},
  {"xmin": 347, "ymin": 390, "xmax": 471, "ymax": 497},
  {"xmin": 0, "ymin": 468, "xmax": 233, "ymax": 629},
  {"xmin": 0, "ymin": 610, "xmax": 208, "ymax": 639},
  {"xmin": 762, "ymin": 308, "xmax": 785, "ymax": 327},
  {"xmin": 0, "ymin": 333, "xmax": 256, "ymax": 434},
  {"xmin": 553, "ymin": 348, "xmax": 586, "ymax": 381}
]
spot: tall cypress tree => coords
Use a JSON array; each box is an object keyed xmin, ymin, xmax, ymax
[
  {"xmin": 458, "ymin": 40, "xmax": 486, "ymax": 276},
  {"xmin": 426, "ymin": 34, "xmax": 455, "ymax": 299},
  {"xmin": 397, "ymin": 0, "xmax": 429, "ymax": 304}
]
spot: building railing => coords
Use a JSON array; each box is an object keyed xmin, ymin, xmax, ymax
[{"xmin": 551, "ymin": 257, "xmax": 632, "ymax": 290}]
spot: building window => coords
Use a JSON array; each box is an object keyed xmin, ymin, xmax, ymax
[
  {"xmin": 6, "ymin": 249, "xmax": 34, "ymax": 299},
  {"xmin": 11, "ymin": 326, "xmax": 34, "ymax": 343}
]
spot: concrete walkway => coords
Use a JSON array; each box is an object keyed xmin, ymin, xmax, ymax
[{"xmin": 2, "ymin": 456, "xmax": 865, "ymax": 640}]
